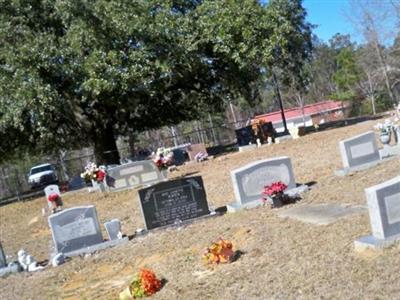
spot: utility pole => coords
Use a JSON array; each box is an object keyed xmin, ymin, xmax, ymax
[{"xmin": 272, "ymin": 72, "xmax": 289, "ymax": 135}]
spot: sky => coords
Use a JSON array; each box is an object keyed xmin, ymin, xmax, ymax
[{"xmin": 303, "ymin": 0, "xmax": 360, "ymax": 43}]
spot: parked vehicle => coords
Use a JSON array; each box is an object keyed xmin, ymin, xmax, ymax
[{"xmin": 28, "ymin": 163, "xmax": 58, "ymax": 189}]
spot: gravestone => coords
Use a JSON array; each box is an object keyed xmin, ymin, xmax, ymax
[
  {"xmin": 0, "ymin": 242, "xmax": 6, "ymax": 268},
  {"xmin": 227, "ymin": 156, "xmax": 308, "ymax": 212},
  {"xmin": 138, "ymin": 176, "xmax": 210, "ymax": 230},
  {"xmin": 48, "ymin": 206, "xmax": 104, "ymax": 255},
  {"xmin": 104, "ymin": 219, "xmax": 121, "ymax": 240},
  {"xmin": 107, "ymin": 161, "xmax": 165, "ymax": 192},
  {"xmin": 0, "ymin": 242, "xmax": 20, "ymax": 277},
  {"xmin": 44, "ymin": 184, "xmax": 60, "ymax": 197},
  {"xmin": 355, "ymin": 176, "xmax": 400, "ymax": 250},
  {"xmin": 44, "ymin": 184, "xmax": 63, "ymax": 209},
  {"xmin": 69, "ymin": 176, "xmax": 86, "ymax": 190},
  {"xmin": 235, "ymin": 125, "xmax": 255, "ymax": 146},
  {"xmin": 172, "ymin": 148, "xmax": 186, "ymax": 165},
  {"xmin": 335, "ymin": 131, "xmax": 381, "ymax": 176},
  {"xmin": 187, "ymin": 143, "xmax": 208, "ymax": 161}
]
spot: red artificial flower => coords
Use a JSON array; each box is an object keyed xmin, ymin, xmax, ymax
[
  {"xmin": 139, "ymin": 268, "xmax": 161, "ymax": 296},
  {"xmin": 96, "ymin": 169, "xmax": 106, "ymax": 182},
  {"xmin": 47, "ymin": 193, "xmax": 59, "ymax": 202},
  {"xmin": 262, "ymin": 181, "xmax": 287, "ymax": 196}
]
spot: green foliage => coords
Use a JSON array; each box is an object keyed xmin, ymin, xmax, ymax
[
  {"xmin": 263, "ymin": 0, "xmax": 313, "ymax": 91},
  {"xmin": 333, "ymin": 47, "xmax": 361, "ymax": 92},
  {"xmin": 0, "ymin": 0, "xmax": 315, "ymax": 163}
]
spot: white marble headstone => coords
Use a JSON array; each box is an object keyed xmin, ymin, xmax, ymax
[{"xmin": 44, "ymin": 184, "xmax": 61, "ymax": 208}]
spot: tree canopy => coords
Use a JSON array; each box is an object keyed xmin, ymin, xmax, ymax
[{"xmin": 0, "ymin": 0, "xmax": 313, "ymax": 164}]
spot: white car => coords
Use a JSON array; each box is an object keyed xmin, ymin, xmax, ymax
[{"xmin": 28, "ymin": 163, "xmax": 58, "ymax": 189}]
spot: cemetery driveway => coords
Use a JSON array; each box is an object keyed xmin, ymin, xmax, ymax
[{"xmin": 1, "ymin": 119, "xmax": 400, "ymax": 299}]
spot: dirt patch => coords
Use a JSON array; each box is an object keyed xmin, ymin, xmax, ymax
[{"xmin": 1, "ymin": 119, "xmax": 400, "ymax": 299}]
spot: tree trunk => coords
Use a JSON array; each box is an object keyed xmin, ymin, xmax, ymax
[
  {"xmin": 127, "ymin": 132, "xmax": 136, "ymax": 158},
  {"xmin": 367, "ymin": 73, "xmax": 376, "ymax": 115},
  {"xmin": 93, "ymin": 124, "xmax": 120, "ymax": 165}
]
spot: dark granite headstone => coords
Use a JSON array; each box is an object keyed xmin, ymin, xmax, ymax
[
  {"xmin": 172, "ymin": 149, "xmax": 186, "ymax": 165},
  {"xmin": 138, "ymin": 176, "xmax": 210, "ymax": 230},
  {"xmin": 235, "ymin": 126, "xmax": 255, "ymax": 146},
  {"xmin": 69, "ymin": 176, "xmax": 86, "ymax": 190}
]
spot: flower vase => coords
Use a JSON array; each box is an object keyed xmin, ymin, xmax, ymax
[
  {"xmin": 119, "ymin": 287, "xmax": 133, "ymax": 300},
  {"xmin": 271, "ymin": 192, "xmax": 284, "ymax": 208},
  {"xmin": 161, "ymin": 169, "xmax": 168, "ymax": 179},
  {"xmin": 380, "ymin": 132, "xmax": 391, "ymax": 145},
  {"xmin": 99, "ymin": 181, "xmax": 106, "ymax": 192}
]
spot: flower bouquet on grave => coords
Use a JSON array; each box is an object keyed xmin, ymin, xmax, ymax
[
  {"xmin": 202, "ymin": 238, "xmax": 235, "ymax": 265},
  {"xmin": 153, "ymin": 148, "xmax": 174, "ymax": 171},
  {"xmin": 119, "ymin": 268, "xmax": 162, "ymax": 299},
  {"xmin": 80, "ymin": 162, "xmax": 107, "ymax": 183},
  {"xmin": 261, "ymin": 181, "xmax": 288, "ymax": 208}
]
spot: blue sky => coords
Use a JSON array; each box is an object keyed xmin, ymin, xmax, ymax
[{"xmin": 303, "ymin": 0, "xmax": 359, "ymax": 43}]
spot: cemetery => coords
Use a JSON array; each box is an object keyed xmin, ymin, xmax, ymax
[
  {"xmin": 0, "ymin": 119, "xmax": 399, "ymax": 299},
  {"xmin": 1, "ymin": 1, "xmax": 400, "ymax": 299}
]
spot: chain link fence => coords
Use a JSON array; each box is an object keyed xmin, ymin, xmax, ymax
[{"xmin": 0, "ymin": 120, "xmax": 249, "ymax": 203}]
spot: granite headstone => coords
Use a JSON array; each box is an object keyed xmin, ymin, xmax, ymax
[
  {"xmin": 227, "ymin": 156, "xmax": 307, "ymax": 212},
  {"xmin": 336, "ymin": 131, "xmax": 380, "ymax": 175},
  {"xmin": 48, "ymin": 206, "xmax": 103, "ymax": 254},
  {"xmin": 104, "ymin": 219, "xmax": 121, "ymax": 240},
  {"xmin": 235, "ymin": 125, "xmax": 255, "ymax": 146},
  {"xmin": 138, "ymin": 176, "xmax": 210, "ymax": 230},
  {"xmin": 355, "ymin": 176, "xmax": 400, "ymax": 250},
  {"xmin": 107, "ymin": 161, "xmax": 165, "ymax": 192}
]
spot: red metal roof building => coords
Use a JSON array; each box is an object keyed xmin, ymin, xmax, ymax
[{"xmin": 253, "ymin": 100, "xmax": 349, "ymax": 132}]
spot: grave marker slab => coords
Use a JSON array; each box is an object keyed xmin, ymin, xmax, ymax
[
  {"xmin": 227, "ymin": 156, "xmax": 308, "ymax": 212},
  {"xmin": 335, "ymin": 131, "xmax": 381, "ymax": 176},
  {"xmin": 277, "ymin": 203, "xmax": 366, "ymax": 225},
  {"xmin": 355, "ymin": 176, "xmax": 400, "ymax": 250},
  {"xmin": 48, "ymin": 206, "xmax": 104, "ymax": 255},
  {"xmin": 107, "ymin": 161, "xmax": 165, "ymax": 192},
  {"xmin": 104, "ymin": 219, "xmax": 122, "ymax": 240},
  {"xmin": 138, "ymin": 176, "xmax": 210, "ymax": 230}
]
